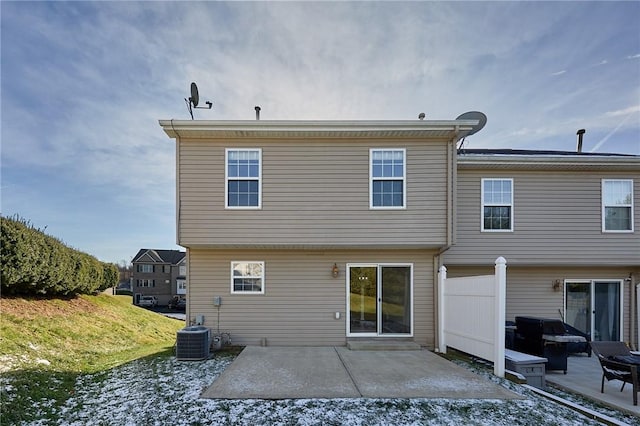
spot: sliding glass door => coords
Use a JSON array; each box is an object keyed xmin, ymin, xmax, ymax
[
  {"xmin": 594, "ymin": 281, "xmax": 621, "ymax": 341},
  {"xmin": 565, "ymin": 280, "xmax": 622, "ymax": 341},
  {"xmin": 348, "ymin": 266, "xmax": 377, "ymax": 334},
  {"xmin": 348, "ymin": 264, "xmax": 412, "ymax": 336},
  {"xmin": 381, "ymin": 266, "xmax": 412, "ymax": 334}
]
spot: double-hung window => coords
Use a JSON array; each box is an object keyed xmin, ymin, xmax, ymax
[
  {"xmin": 139, "ymin": 264, "xmax": 153, "ymax": 273},
  {"xmin": 602, "ymin": 179, "xmax": 634, "ymax": 232},
  {"xmin": 226, "ymin": 149, "xmax": 261, "ymax": 208},
  {"xmin": 177, "ymin": 279, "xmax": 186, "ymax": 294},
  {"xmin": 370, "ymin": 149, "xmax": 406, "ymax": 208},
  {"xmin": 137, "ymin": 279, "xmax": 155, "ymax": 287},
  {"xmin": 231, "ymin": 261, "xmax": 265, "ymax": 294},
  {"xmin": 482, "ymin": 178, "xmax": 513, "ymax": 231}
]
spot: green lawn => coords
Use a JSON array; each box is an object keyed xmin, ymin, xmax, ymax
[{"xmin": 0, "ymin": 294, "xmax": 183, "ymax": 424}]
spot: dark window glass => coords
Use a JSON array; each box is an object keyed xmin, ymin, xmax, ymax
[
  {"xmin": 373, "ymin": 180, "xmax": 403, "ymax": 207},
  {"xmin": 228, "ymin": 180, "xmax": 259, "ymax": 207},
  {"xmin": 483, "ymin": 206, "xmax": 511, "ymax": 230},
  {"xmin": 605, "ymin": 207, "xmax": 631, "ymax": 231}
]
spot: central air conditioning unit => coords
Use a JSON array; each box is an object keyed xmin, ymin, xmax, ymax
[{"xmin": 176, "ymin": 326, "xmax": 210, "ymax": 361}]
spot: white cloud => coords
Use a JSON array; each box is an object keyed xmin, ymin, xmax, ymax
[
  {"xmin": 605, "ymin": 105, "xmax": 640, "ymax": 117},
  {"xmin": 2, "ymin": 1, "xmax": 639, "ymax": 261}
]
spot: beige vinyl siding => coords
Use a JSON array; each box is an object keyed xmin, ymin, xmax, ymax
[
  {"xmin": 445, "ymin": 169, "xmax": 640, "ymax": 266},
  {"xmin": 178, "ymin": 138, "xmax": 450, "ymax": 248},
  {"xmin": 186, "ymin": 248, "xmax": 436, "ymax": 347},
  {"xmin": 443, "ymin": 265, "xmax": 637, "ymax": 343}
]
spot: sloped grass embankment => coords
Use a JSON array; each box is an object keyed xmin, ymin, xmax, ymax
[{"xmin": 0, "ymin": 294, "xmax": 183, "ymax": 424}]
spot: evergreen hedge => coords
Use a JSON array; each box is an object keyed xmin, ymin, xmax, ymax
[{"xmin": 0, "ymin": 215, "xmax": 119, "ymax": 296}]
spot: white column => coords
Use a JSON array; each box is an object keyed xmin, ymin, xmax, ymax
[
  {"xmin": 437, "ymin": 265, "xmax": 447, "ymax": 353},
  {"xmin": 494, "ymin": 257, "xmax": 507, "ymax": 377}
]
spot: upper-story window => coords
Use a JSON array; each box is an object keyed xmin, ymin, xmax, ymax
[
  {"xmin": 231, "ymin": 261, "xmax": 265, "ymax": 294},
  {"xmin": 226, "ymin": 149, "xmax": 262, "ymax": 208},
  {"xmin": 482, "ymin": 178, "xmax": 513, "ymax": 231},
  {"xmin": 139, "ymin": 264, "xmax": 153, "ymax": 273},
  {"xmin": 177, "ymin": 279, "xmax": 186, "ymax": 294},
  {"xmin": 136, "ymin": 279, "xmax": 155, "ymax": 287},
  {"xmin": 179, "ymin": 265, "xmax": 186, "ymax": 276},
  {"xmin": 602, "ymin": 179, "xmax": 634, "ymax": 232},
  {"xmin": 370, "ymin": 149, "xmax": 406, "ymax": 209}
]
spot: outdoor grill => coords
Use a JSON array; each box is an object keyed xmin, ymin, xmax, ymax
[{"xmin": 514, "ymin": 316, "xmax": 587, "ymax": 374}]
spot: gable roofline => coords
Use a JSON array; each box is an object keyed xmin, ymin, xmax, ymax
[
  {"xmin": 132, "ymin": 249, "xmax": 185, "ymax": 265},
  {"xmin": 132, "ymin": 249, "xmax": 161, "ymax": 263},
  {"xmin": 159, "ymin": 119, "xmax": 478, "ymax": 141},
  {"xmin": 457, "ymin": 148, "xmax": 640, "ymax": 171}
]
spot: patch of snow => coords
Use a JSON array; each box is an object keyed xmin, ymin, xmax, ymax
[
  {"xmin": 162, "ymin": 312, "xmax": 186, "ymax": 321},
  {"xmin": 35, "ymin": 359, "xmax": 50, "ymax": 366},
  {"xmin": 0, "ymin": 355, "xmax": 18, "ymax": 373},
  {"xmin": 28, "ymin": 343, "xmax": 39, "ymax": 351},
  {"xmin": 0, "ymin": 354, "xmax": 32, "ymax": 372},
  {"xmin": 12, "ymin": 351, "xmax": 633, "ymax": 426}
]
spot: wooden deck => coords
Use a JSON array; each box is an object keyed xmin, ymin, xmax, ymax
[{"xmin": 545, "ymin": 354, "xmax": 640, "ymax": 417}]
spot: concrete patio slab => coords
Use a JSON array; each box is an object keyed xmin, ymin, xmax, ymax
[
  {"xmin": 546, "ymin": 354, "xmax": 640, "ymax": 417},
  {"xmin": 202, "ymin": 346, "xmax": 522, "ymax": 400},
  {"xmin": 335, "ymin": 347, "xmax": 518, "ymax": 399},
  {"xmin": 202, "ymin": 346, "xmax": 360, "ymax": 399}
]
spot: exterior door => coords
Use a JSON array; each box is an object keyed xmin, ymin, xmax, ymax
[
  {"xmin": 347, "ymin": 264, "xmax": 412, "ymax": 336},
  {"xmin": 565, "ymin": 280, "xmax": 622, "ymax": 341},
  {"xmin": 348, "ymin": 266, "xmax": 378, "ymax": 334}
]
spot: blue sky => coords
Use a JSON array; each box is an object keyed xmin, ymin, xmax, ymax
[{"xmin": 2, "ymin": 1, "xmax": 639, "ymax": 264}]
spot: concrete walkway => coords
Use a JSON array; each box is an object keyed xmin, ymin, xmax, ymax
[{"xmin": 202, "ymin": 346, "xmax": 521, "ymax": 400}]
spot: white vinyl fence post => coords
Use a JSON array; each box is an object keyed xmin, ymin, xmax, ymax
[
  {"xmin": 437, "ymin": 265, "xmax": 447, "ymax": 353},
  {"xmin": 636, "ymin": 282, "xmax": 640, "ymax": 350},
  {"xmin": 494, "ymin": 257, "xmax": 507, "ymax": 377}
]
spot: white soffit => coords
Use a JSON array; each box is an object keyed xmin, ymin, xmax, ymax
[{"xmin": 159, "ymin": 119, "xmax": 477, "ymax": 140}]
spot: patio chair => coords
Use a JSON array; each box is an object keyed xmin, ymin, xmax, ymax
[{"xmin": 590, "ymin": 341, "xmax": 640, "ymax": 406}]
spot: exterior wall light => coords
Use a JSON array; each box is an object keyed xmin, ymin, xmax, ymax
[
  {"xmin": 332, "ymin": 263, "xmax": 339, "ymax": 278},
  {"xmin": 552, "ymin": 280, "xmax": 562, "ymax": 292}
]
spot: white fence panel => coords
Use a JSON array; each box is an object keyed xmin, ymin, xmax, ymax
[
  {"xmin": 444, "ymin": 274, "xmax": 495, "ymax": 360},
  {"xmin": 438, "ymin": 257, "xmax": 506, "ymax": 377}
]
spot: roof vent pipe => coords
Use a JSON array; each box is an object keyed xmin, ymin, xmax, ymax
[
  {"xmin": 255, "ymin": 106, "xmax": 261, "ymax": 120},
  {"xmin": 576, "ymin": 129, "xmax": 586, "ymax": 153}
]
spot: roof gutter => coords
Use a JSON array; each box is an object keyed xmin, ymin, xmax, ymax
[{"xmin": 458, "ymin": 153, "xmax": 640, "ymax": 170}]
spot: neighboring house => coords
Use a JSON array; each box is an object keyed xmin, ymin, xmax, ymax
[
  {"xmin": 131, "ymin": 249, "xmax": 186, "ymax": 306},
  {"xmin": 159, "ymin": 119, "xmax": 640, "ymax": 349},
  {"xmin": 442, "ymin": 149, "xmax": 640, "ymax": 348}
]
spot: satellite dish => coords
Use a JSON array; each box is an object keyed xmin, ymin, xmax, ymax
[
  {"xmin": 184, "ymin": 82, "xmax": 213, "ymax": 120},
  {"xmin": 456, "ymin": 111, "xmax": 487, "ymax": 136},
  {"xmin": 190, "ymin": 82, "xmax": 199, "ymax": 108}
]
